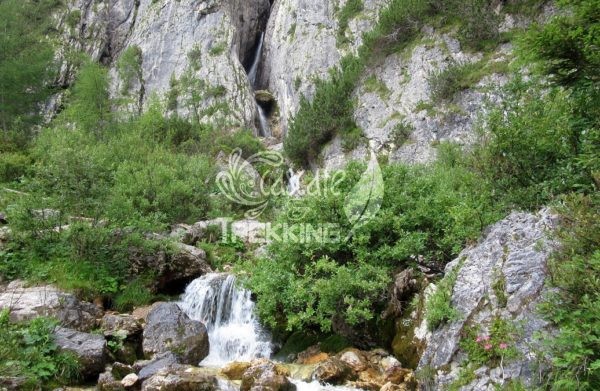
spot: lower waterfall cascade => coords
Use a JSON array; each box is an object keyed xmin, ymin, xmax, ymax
[
  {"xmin": 179, "ymin": 273, "xmax": 272, "ymax": 366},
  {"xmin": 179, "ymin": 273, "xmax": 362, "ymax": 390}
]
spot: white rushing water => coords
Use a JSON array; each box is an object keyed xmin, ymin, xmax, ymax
[
  {"xmin": 179, "ymin": 273, "xmax": 272, "ymax": 366},
  {"xmin": 257, "ymin": 104, "xmax": 271, "ymax": 137}
]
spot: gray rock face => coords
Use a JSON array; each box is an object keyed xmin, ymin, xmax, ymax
[
  {"xmin": 53, "ymin": 327, "xmax": 108, "ymax": 377},
  {"xmin": 261, "ymin": 0, "xmax": 388, "ymax": 135},
  {"xmin": 55, "ymin": 0, "xmax": 271, "ymax": 129},
  {"xmin": 418, "ymin": 209, "xmax": 559, "ymax": 389},
  {"xmin": 142, "ymin": 302, "xmax": 209, "ymax": 365},
  {"xmin": 0, "ymin": 281, "xmax": 102, "ymax": 331}
]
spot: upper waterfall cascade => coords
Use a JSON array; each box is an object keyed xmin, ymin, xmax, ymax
[
  {"xmin": 248, "ymin": 32, "xmax": 265, "ymax": 88},
  {"xmin": 179, "ymin": 273, "xmax": 272, "ymax": 365}
]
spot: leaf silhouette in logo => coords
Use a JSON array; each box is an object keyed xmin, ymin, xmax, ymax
[{"xmin": 344, "ymin": 148, "xmax": 384, "ymax": 237}]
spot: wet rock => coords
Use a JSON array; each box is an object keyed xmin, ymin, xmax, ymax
[
  {"xmin": 220, "ymin": 361, "xmax": 252, "ymax": 380},
  {"xmin": 130, "ymin": 244, "xmax": 211, "ymax": 294},
  {"xmin": 296, "ymin": 345, "xmax": 329, "ymax": 365},
  {"xmin": 53, "ymin": 327, "xmax": 107, "ymax": 378},
  {"xmin": 141, "ymin": 366, "xmax": 218, "ymax": 391},
  {"xmin": 0, "ymin": 281, "xmax": 102, "ymax": 331},
  {"xmin": 241, "ymin": 359, "xmax": 295, "ymax": 391},
  {"xmin": 311, "ymin": 357, "xmax": 354, "ymax": 385},
  {"xmin": 142, "ymin": 303, "xmax": 209, "ymax": 365}
]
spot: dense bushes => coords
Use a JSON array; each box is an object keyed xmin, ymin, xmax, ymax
[
  {"xmin": 243, "ymin": 156, "xmax": 500, "ymax": 332},
  {"xmin": 0, "ymin": 60, "xmax": 258, "ymax": 302},
  {"xmin": 539, "ymin": 195, "xmax": 600, "ymax": 390}
]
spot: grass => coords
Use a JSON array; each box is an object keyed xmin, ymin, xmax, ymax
[{"xmin": 425, "ymin": 258, "xmax": 463, "ymax": 330}]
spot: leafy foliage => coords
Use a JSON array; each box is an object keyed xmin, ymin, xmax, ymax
[
  {"xmin": 539, "ymin": 194, "xmax": 600, "ymax": 390},
  {"xmin": 425, "ymin": 258, "xmax": 462, "ymax": 330},
  {"xmin": 521, "ymin": 0, "xmax": 600, "ymax": 87},
  {"xmin": 0, "ymin": 310, "xmax": 81, "ymax": 390}
]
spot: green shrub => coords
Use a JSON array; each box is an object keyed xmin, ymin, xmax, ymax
[
  {"xmin": 447, "ymin": 0, "xmax": 500, "ymax": 51},
  {"xmin": 114, "ymin": 277, "xmax": 155, "ymax": 312},
  {"xmin": 428, "ymin": 60, "xmax": 482, "ymax": 103},
  {"xmin": 0, "ymin": 151, "xmax": 31, "ymax": 182},
  {"xmin": 337, "ymin": 0, "xmax": 364, "ymax": 45},
  {"xmin": 520, "ymin": 0, "xmax": 600, "ymax": 87},
  {"xmin": 459, "ymin": 316, "xmax": 519, "ymax": 367},
  {"xmin": 116, "ymin": 45, "xmax": 143, "ymax": 96},
  {"xmin": 470, "ymin": 78, "xmax": 598, "ymax": 210},
  {"xmin": 242, "ymin": 158, "xmax": 499, "ymax": 332}
]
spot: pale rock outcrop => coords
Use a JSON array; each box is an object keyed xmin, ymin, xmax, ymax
[
  {"xmin": 418, "ymin": 209, "xmax": 559, "ymax": 389},
  {"xmin": 0, "ymin": 280, "xmax": 102, "ymax": 331}
]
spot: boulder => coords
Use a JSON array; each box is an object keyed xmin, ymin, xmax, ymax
[
  {"xmin": 112, "ymin": 362, "xmax": 135, "ymax": 380},
  {"xmin": 311, "ymin": 357, "xmax": 354, "ymax": 385},
  {"xmin": 338, "ymin": 349, "xmax": 368, "ymax": 372},
  {"xmin": 130, "ymin": 245, "xmax": 212, "ymax": 293},
  {"xmin": 142, "ymin": 302, "xmax": 209, "ymax": 364},
  {"xmin": 53, "ymin": 327, "xmax": 107, "ymax": 378},
  {"xmin": 101, "ymin": 313, "xmax": 143, "ymax": 338},
  {"xmin": 241, "ymin": 359, "xmax": 295, "ymax": 391},
  {"xmin": 0, "ymin": 281, "xmax": 102, "ymax": 331},
  {"xmin": 141, "ymin": 366, "xmax": 218, "ymax": 391},
  {"xmin": 98, "ymin": 370, "xmax": 126, "ymax": 391},
  {"xmin": 0, "ymin": 377, "xmax": 33, "ymax": 391},
  {"xmin": 132, "ymin": 305, "xmax": 152, "ymax": 323},
  {"xmin": 122, "ymin": 373, "xmax": 139, "ymax": 388}
]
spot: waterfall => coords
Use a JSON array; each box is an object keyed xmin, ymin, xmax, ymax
[
  {"xmin": 257, "ymin": 104, "xmax": 271, "ymax": 137},
  {"xmin": 248, "ymin": 32, "xmax": 264, "ymax": 88},
  {"xmin": 179, "ymin": 273, "xmax": 272, "ymax": 366},
  {"xmin": 287, "ymin": 168, "xmax": 302, "ymax": 196}
]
